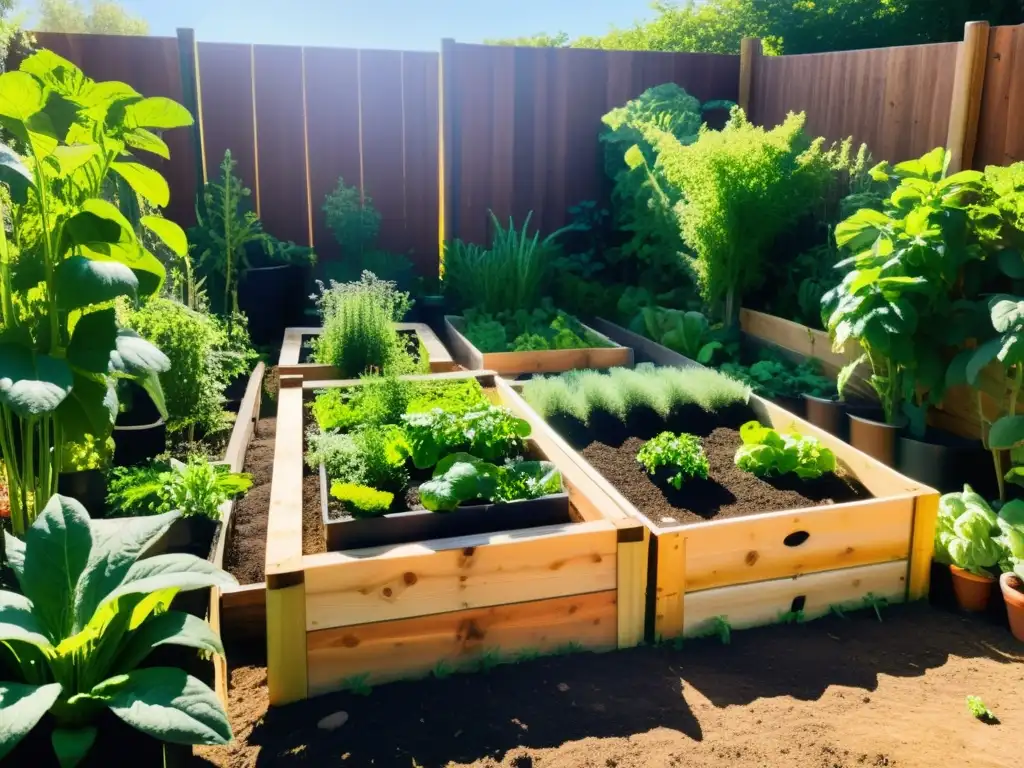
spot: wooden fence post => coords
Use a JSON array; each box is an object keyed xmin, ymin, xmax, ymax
[
  {"xmin": 440, "ymin": 38, "xmax": 459, "ymax": 260},
  {"xmin": 946, "ymin": 20, "xmax": 990, "ymax": 173},
  {"xmin": 738, "ymin": 37, "xmax": 762, "ymax": 116}
]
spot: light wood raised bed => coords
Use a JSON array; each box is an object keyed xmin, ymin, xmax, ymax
[
  {"xmin": 444, "ymin": 315, "xmax": 633, "ymax": 375},
  {"xmin": 208, "ymin": 361, "xmax": 268, "ymax": 702},
  {"xmin": 264, "ymin": 369, "xmax": 649, "ymax": 705},
  {"xmin": 278, "ymin": 323, "xmax": 456, "ymax": 381},
  {"xmin": 497, "ymin": 377, "xmax": 940, "ymax": 641}
]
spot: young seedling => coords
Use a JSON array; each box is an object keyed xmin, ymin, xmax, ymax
[
  {"xmin": 552, "ymin": 641, "xmax": 585, "ymax": 656},
  {"xmin": 432, "ymin": 660, "xmax": 455, "ymax": 680},
  {"xmin": 829, "ymin": 604, "xmax": 849, "ymax": 619},
  {"xmin": 692, "ymin": 615, "xmax": 732, "ymax": 645},
  {"xmin": 862, "ymin": 592, "xmax": 888, "ymax": 623},
  {"xmin": 965, "ymin": 695, "xmax": 997, "ymax": 723},
  {"xmin": 343, "ymin": 674, "xmax": 373, "ymax": 697},
  {"xmin": 776, "ymin": 609, "xmax": 806, "ymax": 625},
  {"xmin": 475, "ymin": 648, "xmax": 503, "ymax": 673},
  {"xmin": 513, "ymin": 647, "xmax": 541, "ymax": 664}
]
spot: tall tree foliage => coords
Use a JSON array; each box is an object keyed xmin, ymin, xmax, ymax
[
  {"xmin": 501, "ymin": 0, "xmax": 1024, "ymax": 55},
  {"xmin": 36, "ymin": 0, "xmax": 148, "ymax": 36}
]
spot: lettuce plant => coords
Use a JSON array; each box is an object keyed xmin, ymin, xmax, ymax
[
  {"xmin": 934, "ymin": 485, "xmax": 1024, "ymax": 577},
  {"xmin": 418, "ymin": 453, "xmax": 562, "ymax": 512},
  {"xmin": 734, "ymin": 421, "xmax": 836, "ymax": 480},
  {"xmin": 636, "ymin": 432, "xmax": 708, "ymax": 489},
  {"xmin": 398, "ymin": 406, "xmax": 530, "ymax": 469},
  {"xmin": 0, "ymin": 50, "xmax": 192, "ymax": 532},
  {"xmin": 0, "ymin": 495, "xmax": 235, "ymax": 764},
  {"xmin": 639, "ymin": 307, "xmax": 723, "ymax": 364}
]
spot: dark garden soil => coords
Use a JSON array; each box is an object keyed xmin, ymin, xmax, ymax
[
  {"xmin": 195, "ymin": 604, "xmax": 1024, "ymax": 768},
  {"xmin": 222, "ymin": 416, "xmax": 276, "ymax": 585}
]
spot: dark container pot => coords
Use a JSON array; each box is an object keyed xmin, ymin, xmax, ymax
[
  {"xmin": 57, "ymin": 469, "xmax": 108, "ymax": 516},
  {"xmin": 897, "ymin": 429, "xmax": 996, "ymax": 496},
  {"xmin": 848, "ymin": 412, "xmax": 903, "ymax": 467},
  {"xmin": 239, "ymin": 264, "xmax": 304, "ymax": 347},
  {"xmin": 320, "ymin": 464, "xmax": 571, "ymax": 551},
  {"xmin": 113, "ymin": 418, "xmax": 167, "ymax": 467},
  {"xmin": 768, "ymin": 393, "xmax": 805, "ymax": 418},
  {"xmin": 803, "ymin": 394, "xmax": 847, "ymax": 437}
]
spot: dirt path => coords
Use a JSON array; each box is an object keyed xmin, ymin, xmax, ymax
[{"xmin": 197, "ymin": 604, "xmax": 1023, "ymax": 768}]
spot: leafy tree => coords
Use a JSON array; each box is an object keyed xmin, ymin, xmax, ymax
[
  {"xmin": 485, "ymin": 31, "xmax": 570, "ymax": 47},
  {"xmin": 36, "ymin": 0, "xmax": 148, "ymax": 36}
]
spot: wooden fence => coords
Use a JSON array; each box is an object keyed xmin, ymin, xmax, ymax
[{"xmin": 441, "ymin": 43, "xmax": 740, "ymax": 245}]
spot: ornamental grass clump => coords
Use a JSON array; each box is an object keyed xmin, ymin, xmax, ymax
[{"xmin": 311, "ymin": 271, "xmax": 418, "ymax": 378}]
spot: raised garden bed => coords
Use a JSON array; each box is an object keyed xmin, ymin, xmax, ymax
[
  {"xmin": 264, "ymin": 369, "xmax": 649, "ymax": 704},
  {"xmin": 277, "ymin": 323, "xmax": 456, "ymax": 381},
  {"xmin": 503, "ymin": 367, "xmax": 939, "ymax": 642},
  {"xmin": 445, "ymin": 315, "xmax": 632, "ymax": 375}
]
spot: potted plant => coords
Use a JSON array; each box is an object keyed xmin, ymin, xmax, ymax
[
  {"xmin": 0, "ymin": 495, "xmax": 235, "ymax": 765},
  {"xmin": 933, "ymin": 485, "xmax": 1024, "ymax": 613},
  {"xmin": 0, "ymin": 51, "xmax": 183, "ymax": 534},
  {"xmin": 57, "ymin": 435, "xmax": 113, "ymax": 515},
  {"xmin": 190, "ymin": 150, "xmax": 316, "ymax": 346},
  {"xmin": 1000, "ymin": 566, "xmax": 1024, "ymax": 641},
  {"xmin": 825, "ymin": 148, "xmax": 990, "ymax": 469}
]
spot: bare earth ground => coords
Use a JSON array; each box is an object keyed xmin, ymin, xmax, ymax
[{"xmin": 197, "ymin": 604, "xmax": 1023, "ymax": 768}]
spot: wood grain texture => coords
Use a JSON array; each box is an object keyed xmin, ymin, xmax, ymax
[
  {"xmin": 748, "ymin": 41, "xmax": 959, "ymax": 162},
  {"xmin": 267, "ymin": 581, "xmax": 307, "ymax": 705},
  {"xmin": 306, "ymin": 590, "xmax": 618, "ymax": 692},
  {"xmin": 653, "ymin": 531, "xmax": 686, "ymax": 640},
  {"xmin": 265, "ymin": 386, "xmax": 305, "ymax": 575},
  {"xmin": 975, "ymin": 24, "xmax": 1024, "ymax": 168},
  {"xmin": 683, "ymin": 560, "xmax": 908, "ymax": 637},
  {"xmin": 276, "ymin": 325, "xmax": 454, "ymax": 379},
  {"xmin": 946, "ymin": 21, "xmax": 990, "ymax": 172},
  {"xmin": 616, "ymin": 525, "xmax": 649, "ymax": 648},
  {"xmin": 303, "ymin": 521, "xmax": 618, "ymax": 631},
  {"xmin": 908, "ymin": 491, "xmax": 941, "ymax": 600},
  {"xmin": 444, "ymin": 315, "xmax": 631, "ymax": 375},
  {"xmin": 446, "ymin": 43, "xmax": 738, "ymax": 243},
  {"xmin": 196, "ymin": 42, "xmax": 258, "ymax": 197},
  {"xmin": 682, "ymin": 496, "xmax": 914, "ymax": 592},
  {"xmin": 220, "ymin": 583, "xmax": 267, "ymax": 647}
]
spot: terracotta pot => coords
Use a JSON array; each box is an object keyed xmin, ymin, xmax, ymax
[
  {"xmin": 950, "ymin": 565, "xmax": 995, "ymax": 612},
  {"xmin": 999, "ymin": 572, "xmax": 1024, "ymax": 641},
  {"xmin": 848, "ymin": 413, "xmax": 903, "ymax": 466}
]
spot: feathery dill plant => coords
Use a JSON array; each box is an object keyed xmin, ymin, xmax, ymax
[{"xmin": 579, "ymin": 372, "xmax": 627, "ymax": 423}]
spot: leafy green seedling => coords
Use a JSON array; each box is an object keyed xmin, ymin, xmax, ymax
[
  {"xmin": 734, "ymin": 421, "xmax": 836, "ymax": 480},
  {"xmin": 965, "ymin": 695, "xmax": 997, "ymax": 723},
  {"xmin": 776, "ymin": 609, "xmax": 806, "ymax": 625},
  {"xmin": 343, "ymin": 674, "xmax": 373, "ymax": 696},
  {"xmin": 862, "ymin": 593, "xmax": 888, "ymax": 623},
  {"xmin": 637, "ymin": 431, "xmax": 709, "ymax": 489},
  {"xmin": 432, "ymin": 661, "xmax": 454, "ymax": 680},
  {"xmin": 475, "ymin": 648, "xmax": 503, "ymax": 673}
]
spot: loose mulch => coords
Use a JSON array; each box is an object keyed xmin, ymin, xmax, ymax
[
  {"xmin": 222, "ymin": 416, "xmax": 276, "ymax": 585},
  {"xmin": 195, "ymin": 604, "xmax": 1024, "ymax": 768},
  {"xmin": 581, "ymin": 427, "xmax": 871, "ymax": 526}
]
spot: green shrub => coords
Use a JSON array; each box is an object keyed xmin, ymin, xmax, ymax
[
  {"xmin": 305, "ymin": 430, "xmax": 367, "ymax": 484},
  {"xmin": 330, "ymin": 482, "xmax": 394, "ymax": 518},
  {"xmin": 636, "ymin": 431, "xmax": 709, "ymax": 489},
  {"xmin": 313, "ymin": 376, "xmax": 414, "ymax": 431},
  {"xmin": 646, "ymin": 108, "xmax": 838, "ymax": 318},
  {"xmin": 311, "ymin": 272, "xmax": 419, "ymax": 377},
  {"xmin": 443, "ymin": 213, "xmax": 559, "ymax": 315}
]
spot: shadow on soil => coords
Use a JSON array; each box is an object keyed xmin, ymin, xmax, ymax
[{"xmin": 204, "ymin": 604, "xmax": 1022, "ymax": 768}]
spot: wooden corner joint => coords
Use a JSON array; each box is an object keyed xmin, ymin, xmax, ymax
[
  {"xmin": 615, "ymin": 519, "xmax": 647, "ymax": 543},
  {"xmin": 267, "ymin": 569, "xmax": 305, "ymax": 590}
]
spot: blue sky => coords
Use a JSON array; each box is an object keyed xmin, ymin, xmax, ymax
[{"xmin": 39, "ymin": 0, "xmax": 661, "ymax": 51}]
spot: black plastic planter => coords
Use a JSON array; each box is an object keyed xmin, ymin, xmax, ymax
[
  {"xmin": 897, "ymin": 429, "xmax": 997, "ymax": 496},
  {"xmin": 767, "ymin": 393, "xmax": 805, "ymax": 418},
  {"xmin": 113, "ymin": 418, "xmax": 167, "ymax": 467},
  {"xmin": 239, "ymin": 264, "xmax": 304, "ymax": 346},
  {"xmin": 57, "ymin": 469, "xmax": 107, "ymax": 516},
  {"xmin": 319, "ymin": 464, "xmax": 571, "ymax": 551}
]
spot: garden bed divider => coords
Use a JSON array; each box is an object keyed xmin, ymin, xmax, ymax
[
  {"xmin": 444, "ymin": 315, "xmax": 633, "ymax": 375},
  {"xmin": 209, "ymin": 361, "xmax": 267, "ymax": 704},
  {"xmin": 264, "ymin": 369, "xmax": 649, "ymax": 705},
  {"xmin": 497, "ymin": 377, "xmax": 940, "ymax": 642},
  {"xmin": 277, "ymin": 324, "xmax": 456, "ymax": 381}
]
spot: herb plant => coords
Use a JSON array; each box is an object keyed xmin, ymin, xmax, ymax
[
  {"xmin": 107, "ymin": 456, "xmax": 252, "ymax": 520},
  {"xmin": 636, "ymin": 432, "xmax": 708, "ymax": 489},
  {"xmin": 0, "ymin": 495, "xmax": 235, "ymax": 764},
  {"xmin": 310, "ymin": 271, "xmax": 420, "ymax": 377},
  {"xmin": 733, "ymin": 421, "xmax": 837, "ymax": 480},
  {"xmin": 330, "ymin": 482, "xmax": 394, "ymax": 518},
  {"xmin": 0, "ymin": 50, "xmax": 189, "ymax": 532}
]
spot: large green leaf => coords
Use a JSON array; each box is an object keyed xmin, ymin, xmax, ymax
[
  {"xmin": 141, "ymin": 216, "xmax": 188, "ymax": 257},
  {"xmin": 55, "ymin": 256, "xmax": 139, "ymax": 311},
  {"xmin": 0, "ymin": 142, "xmax": 33, "ymax": 203},
  {"xmin": 72, "ymin": 511, "xmax": 180, "ymax": 633},
  {"xmin": 835, "ymin": 208, "xmax": 889, "ymax": 251},
  {"xmin": 990, "ymin": 296, "xmax": 1024, "ymax": 334},
  {"xmin": 997, "ymin": 250, "xmax": 1024, "ymax": 280},
  {"xmin": 123, "ymin": 128, "xmax": 169, "ymax": 159},
  {"xmin": 74, "ymin": 242, "xmax": 165, "ymax": 298},
  {"xmin": 47, "ymin": 144, "xmax": 100, "ymax": 177},
  {"xmin": 989, "ymin": 415, "xmax": 1024, "ymax": 450},
  {"xmin": 101, "ymin": 554, "xmax": 237, "ymax": 609},
  {"xmin": 52, "ymin": 727, "xmax": 97, "ymax": 768},
  {"xmin": 62, "ymin": 203, "xmax": 130, "ymax": 252},
  {"xmin": 114, "ymin": 611, "xmax": 224, "ymax": 673},
  {"xmin": 125, "ymin": 97, "xmax": 193, "ymax": 130},
  {"xmin": 22, "ymin": 496, "xmax": 93, "ymax": 641},
  {"xmin": 836, "ymin": 354, "xmax": 867, "ymax": 398},
  {"xmin": 965, "ymin": 337, "xmax": 1002, "ymax": 385},
  {"xmin": 0, "ymin": 71, "xmax": 45, "ymax": 122},
  {"xmin": 109, "ymin": 330, "xmax": 171, "ymax": 378},
  {"xmin": 56, "ymin": 373, "xmax": 117, "ymax": 444},
  {"xmin": 0, "ymin": 682, "xmax": 63, "ymax": 761},
  {"xmin": 20, "ymin": 50, "xmax": 85, "ymax": 94},
  {"xmin": 0, "ymin": 344, "xmax": 74, "ymax": 417},
  {"xmin": 67, "ymin": 309, "xmax": 118, "ymax": 374},
  {"xmin": 893, "ymin": 147, "xmax": 947, "ymax": 180},
  {"xmin": 4, "ymin": 536, "xmax": 25, "ymax": 585},
  {"xmin": 945, "ymin": 348, "xmax": 975, "ymax": 388},
  {"xmin": 99, "ymin": 668, "xmax": 232, "ymax": 745},
  {"xmin": 0, "ymin": 592, "xmax": 53, "ymax": 649},
  {"xmin": 111, "ymin": 161, "xmax": 169, "ymax": 207}
]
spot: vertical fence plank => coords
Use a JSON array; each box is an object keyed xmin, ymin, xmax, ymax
[
  {"xmin": 975, "ymin": 25, "xmax": 1024, "ymax": 168},
  {"xmin": 402, "ymin": 51, "xmax": 440, "ymax": 276},
  {"xmin": 303, "ymin": 47, "xmax": 361, "ymax": 265},
  {"xmin": 358, "ymin": 50, "xmax": 407, "ymax": 257},
  {"xmin": 197, "ymin": 42, "xmax": 258, "ymax": 197},
  {"xmin": 252, "ymin": 44, "xmax": 311, "ymax": 246},
  {"xmin": 455, "ymin": 44, "xmax": 496, "ymax": 245}
]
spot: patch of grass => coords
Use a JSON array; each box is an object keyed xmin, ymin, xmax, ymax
[
  {"xmin": 342, "ymin": 674, "xmax": 373, "ymax": 696},
  {"xmin": 691, "ymin": 615, "xmax": 732, "ymax": 645}
]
